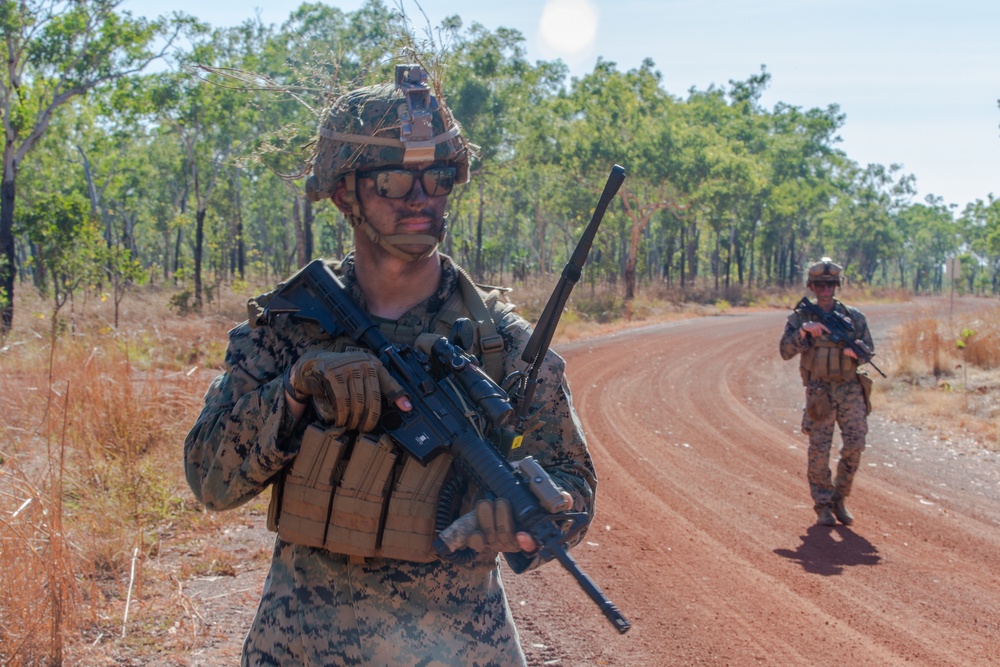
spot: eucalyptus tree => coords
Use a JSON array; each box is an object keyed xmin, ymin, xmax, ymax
[
  {"xmin": 16, "ymin": 93, "xmax": 158, "ymax": 326},
  {"xmin": 682, "ymin": 74, "xmax": 771, "ymax": 291},
  {"xmin": 758, "ymin": 102, "xmax": 844, "ymax": 286},
  {"xmin": 150, "ymin": 19, "xmax": 269, "ymax": 310},
  {"xmin": 16, "ymin": 191, "xmax": 103, "ymax": 335},
  {"xmin": 895, "ymin": 196, "xmax": 960, "ymax": 292},
  {"xmin": 434, "ymin": 18, "xmax": 567, "ymax": 280},
  {"xmin": 57, "ymin": 95, "xmax": 154, "ymax": 323},
  {"xmin": 561, "ymin": 58, "xmax": 686, "ymax": 300},
  {"xmin": 822, "ymin": 162, "xmax": 913, "ymax": 284},
  {"xmin": 0, "ymin": 0, "xmax": 179, "ymax": 333},
  {"xmin": 207, "ymin": 0, "xmax": 403, "ymax": 275},
  {"xmin": 959, "ymin": 194, "xmax": 1000, "ymax": 294}
]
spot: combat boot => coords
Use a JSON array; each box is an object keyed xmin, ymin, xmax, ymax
[
  {"xmin": 832, "ymin": 493, "xmax": 854, "ymax": 526},
  {"xmin": 814, "ymin": 504, "xmax": 836, "ymax": 526}
]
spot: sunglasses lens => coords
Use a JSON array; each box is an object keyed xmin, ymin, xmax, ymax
[
  {"xmin": 368, "ymin": 167, "xmax": 458, "ymax": 198},
  {"xmin": 373, "ymin": 171, "xmax": 415, "ymax": 198},
  {"xmin": 421, "ymin": 167, "xmax": 456, "ymax": 196}
]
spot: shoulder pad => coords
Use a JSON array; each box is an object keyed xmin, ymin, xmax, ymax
[{"xmin": 482, "ymin": 286, "xmax": 518, "ymax": 319}]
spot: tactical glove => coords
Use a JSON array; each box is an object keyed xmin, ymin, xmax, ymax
[
  {"xmin": 287, "ymin": 350, "xmax": 404, "ymax": 432},
  {"xmin": 437, "ymin": 498, "xmax": 521, "ymax": 555}
]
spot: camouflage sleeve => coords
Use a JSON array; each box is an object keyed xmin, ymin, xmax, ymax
[
  {"xmin": 779, "ymin": 311, "xmax": 812, "ymax": 361},
  {"xmin": 184, "ymin": 322, "xmax": 301, "ymax": 512},
  {"xmin": 847, "ymin": 306, "xmax": 874, "ymax": 353},
  {"xmin": 495, "ymin": 313, "xmax": 597, "ymax": 574}
]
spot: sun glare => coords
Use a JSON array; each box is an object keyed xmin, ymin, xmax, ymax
[{"xmin": 538, "ymin": 0, "xmax": 599, "ymax": 57}]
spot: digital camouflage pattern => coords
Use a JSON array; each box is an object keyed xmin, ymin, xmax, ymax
[
  {"xmin": 243, "ymin": 545, "xmax": 522, "ymax": 666},
  {"xmin": 780, "ymin": 299, "xmax": 873, "ymax": 508},
  {"xmin": 184, "ymin": 254, "xmax": 596, "ymax": 667},
  {"xmin": 800, "ymin": 378, "xmax": 867, "ymax": 505}
]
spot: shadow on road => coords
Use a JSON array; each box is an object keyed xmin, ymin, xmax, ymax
[{"xmin": 773, "ymin": 525, "xmax": 882, "ymax": 575}]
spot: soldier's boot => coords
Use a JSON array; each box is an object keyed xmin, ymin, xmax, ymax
[
  {"xmin": 832, "ymin": 493, "xmax": 854, "ymax": 526},
  {"xmin": 815, "ymin": 504, "xmax": 837, "ymax": 526}
]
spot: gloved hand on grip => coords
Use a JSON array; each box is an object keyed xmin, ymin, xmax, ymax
[
  {"xmin": 285, "ymin": 350, "xmax": 405, "ymax": 431},
  {"xmin": 437, "ymin": 498, "xmax": 523, "ymax": 555}
]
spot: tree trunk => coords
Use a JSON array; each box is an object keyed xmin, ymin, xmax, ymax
[
  {"xmin": 194, "ymin": 207, "xmax": 205, "ymax": 309},
  {"xmin": 624, "ymin": 214, "xmax": 647, "ymax": 302},
  {"xmin": 686, "ymin": 223, "xmax": 700, "ymax": 285},
  {"xmin": 1, "ymin": 174, "xmax": 17, "ymax": 333},
  {"xmin": 293, "ymin": 195, "xmax": 306, "ymax": 268},
  {"xmin": 679, "ymin": 224, "xmax": 686, "ymax": 288},
  {"xmin": 77, "ymin": 145, "xmax": 110, "ymax": 246},
  {"xmin": 476, "ymin": 178, "xmax": 484, "ymax": 279},
  {"xmin": 235, "ymin": 169, "xmax": 245, "ymax": 278},
  {"xmin": 303, "ymin": 196, "xmax": 314, "ymax": 263}
]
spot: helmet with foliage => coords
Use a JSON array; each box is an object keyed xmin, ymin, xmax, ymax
[
  {"xmin": 305, "ymin": 64, "xmax": 471, "ymax": 204},
  {"xmin": 806, "ymin": 257, "xmax": 843, "ymax": 286}
]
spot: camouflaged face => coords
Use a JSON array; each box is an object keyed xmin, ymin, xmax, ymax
[
  {"xmin": 306, "ymin": 82, "xmax": 471, "ymax": 202},
  {"xmin": 184, "ymin": 254, "xmax": 596, "ymax": 666}
]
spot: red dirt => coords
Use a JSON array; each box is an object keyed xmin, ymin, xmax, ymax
[{"xmin": 153, "ymin": 300, "xmax": 1000, "ymax": 666}]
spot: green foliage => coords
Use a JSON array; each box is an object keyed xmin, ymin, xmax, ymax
[
  {"xmin": 5, "ymin": 0, "xmax": 999, "ymax": 331},
  {"xmin": 17, "ymin": 192, "xmax": 104, "ymax": 310},
  {"xmin": 167, "ymin": 289, "xmax": 194, "ymax": 314},
  {"xmin": 956, "ymin": 328, "xmax": 976, "ymax": 350}
]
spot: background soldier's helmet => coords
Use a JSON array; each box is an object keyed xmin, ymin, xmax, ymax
[
  {"xmin": 806, "ymin": 257, "xmax": 843, "ymax": 286},
  {"xmin": 305, "ymin": 64, "xmax": 471, "ymax": 203}
]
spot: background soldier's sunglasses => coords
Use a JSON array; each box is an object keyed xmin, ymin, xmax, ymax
[{"xmin": 359, "ymin": 166, "xmax": 457, "ymax": 199}]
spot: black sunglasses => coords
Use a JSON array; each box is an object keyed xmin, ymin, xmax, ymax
[{"xmin": 359, "ymin": 166, "xmax": 457, "ymax": 199}]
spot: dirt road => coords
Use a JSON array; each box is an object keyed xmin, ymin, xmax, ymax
[
  {"xmin": 172, "ymin": 301, "xmax": 1000, "ymax": 667},
  {"xmin": 506, "ymin": 303, "xmax": 1000, "ymax": 666}
]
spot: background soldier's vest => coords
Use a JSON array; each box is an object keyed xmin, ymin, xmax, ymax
[{"xmin": 268, "ymin": 267, "xmax": 515, "ymax": 562}]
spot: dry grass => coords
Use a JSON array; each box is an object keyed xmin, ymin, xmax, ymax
[
  {"xmin": 876, "ymin": 302, "xmax": 1000, "ymax": 450},
  {"xmin": 0, "ymin": 284, "xmax": 249, "ymax": 666}
]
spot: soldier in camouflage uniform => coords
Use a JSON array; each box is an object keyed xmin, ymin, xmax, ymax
[
  {"xmin": 780, "ymin": 258, "xmax": 874, "ymax": 527},
  {"xmin": 184, "ymin": 65, "xmax": 596, "ymax": 667}
]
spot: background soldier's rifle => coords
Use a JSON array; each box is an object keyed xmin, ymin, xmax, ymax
[
  {"xmin": 262, "ymin": 164, "xmax": 630, "ymax": 633},
  {"xmin": 794, "ymin": 297, "xmax": 886, "ymax": 377}
]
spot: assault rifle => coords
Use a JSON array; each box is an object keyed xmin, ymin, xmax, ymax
[
  {"xmin": 261, "ymin": 165, "xmax": 630, "ymax": 634},
  {"xmin": 794, "ymin": 297, "xmax": 886, "ymax": 378}
]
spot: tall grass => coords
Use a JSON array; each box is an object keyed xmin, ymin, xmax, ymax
[
  {"xmin": 883, "ymin": 304, "xmax": 1000, "ymax": 449},
  {"xmin": 0, "ymin": 286, "xmax": 237, "ymax": 665},
  {"xmin": 889, "ymin": 305, "xmax": 1000, "ymax": 377}
]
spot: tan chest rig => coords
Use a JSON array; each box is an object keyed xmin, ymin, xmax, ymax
[
  {"xmin": 799, "ymin": 333, "xmax": 858, "ymax": 384},
  {"xmin": 267, "ymin": 269, "xmax": 513, "ymax": 562}
]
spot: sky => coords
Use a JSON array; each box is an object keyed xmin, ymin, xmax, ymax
[{"xmin": 122, "ymin": 0, "xmax": 1000, "ymax": 210}]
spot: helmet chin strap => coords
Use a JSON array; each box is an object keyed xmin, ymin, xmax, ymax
[{"xmin": 344, "ymin": 172, "xmax": 448, "ymax": 262}]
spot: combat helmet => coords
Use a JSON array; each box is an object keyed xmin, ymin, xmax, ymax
[
  {"xmin": 305, "ymin": 64, "xmax": 472, "ymax": 261},
  {"xmin": 806, "ymin": 257, "xmax": 843, "ymax": 286}
]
